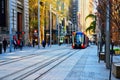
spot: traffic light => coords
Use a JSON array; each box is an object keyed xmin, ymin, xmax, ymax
[
  {"xmin": 16, "ymin": 31, "xmax": 21, "ymax": 34},
  {"xmin": 22, "ymin": 31, "xmax": 25, "ymax": 35},
  {"xmin": 16, "ymin": 31, "xmax": 25, "ymax": 34}
]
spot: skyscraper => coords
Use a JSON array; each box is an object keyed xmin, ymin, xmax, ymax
[{"xmin": 71, "ymin": 0, "xmax": 78, "ymax": 32}]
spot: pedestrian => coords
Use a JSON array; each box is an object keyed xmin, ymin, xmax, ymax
[
  {"xmin": 28, "ymin": 40, "xmax": 32, "ymax": 47},
  {"xmin": 47, "ymin": 41, "xmax": 50, "ymax": 47},
  {"xmin": 42, "ymin": 40, "xmax": 46, "ymax": 48},
  {"xmin": 13, "ymin": 38, "xmax": 17, "ymax": 50},
  {"xmin": 19, "ymin": 39, "xmax": 23, "ymax": 50},
  {"xmin": 32, "ymin": 39, "xmax": 35, "ymax": 47},
  {"xmin": 17, "ymin": 39, "xmax": 20, "ymax": 48},
  {"xmin": 2, "ymin": 38, "xmax": 8, "ymax": 53}
]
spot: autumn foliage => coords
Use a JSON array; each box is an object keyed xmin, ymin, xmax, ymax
[{"xmin": 97, "ymin": 0, "xmax": 120, "ymax": 45}]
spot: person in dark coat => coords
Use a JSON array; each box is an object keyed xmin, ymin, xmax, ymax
[
  {"xmin": 47, "ymin": 41, "xmax": 50, "ymax": 47},
  {"xmin": 42, "ymin": 40, "xmax": 46, "ymax": 48},
  {"xmin": 32, "ymin": 39, "xmax": 35, "ymax": 47},
  {"xmin": 19, "ymin": 39, "xmax": 23, "ymax": 50},
  {"xmin": 13, "ymin": 38, "xmax": 17, "ymax": 50},
  {"xmin": 2, "ymin": 38, "xmax": 8, "ymax": 53}
]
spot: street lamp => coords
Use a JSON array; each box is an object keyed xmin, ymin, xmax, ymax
[
  {"xmin": 57, "ymin": 14, "xmax": 60, "ymax": 45},
  {"xmin": 105, "ymin": 0, "xmax": 110, "ymax": 69},
  {"xmin": 50, "ymin": 4, "xmax": 52, "ymax": 47},
  {"xmin": 38, "ymin": 0, "xmax": 40, "ymax": 48}
]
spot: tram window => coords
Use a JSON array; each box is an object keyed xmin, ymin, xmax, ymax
[
  {"xmin": 81, "ymin": 35, "xmax": 84, "ymax": 43},
  {"xmin": 76, "ymin": 35, "xmax": 79, "ymax": 42}
]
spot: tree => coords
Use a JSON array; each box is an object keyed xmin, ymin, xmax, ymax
[
  {"xmin": 97, "ymin": 0, "xmax": 120, "ymax": 45},
  {"xmin": 29, "ymin": 0, "xmax": 70, "ymax": 43},
  {"xmin": 110, "ymin": 0, "xmax": 120, "ymax": 45},
  {"xmin": 29, "ymin": 0, "xmax": 38, "ymax": 40},
  {"xmin": 85, "ymin": 14, "xmax": 96, "ymax": 33}
]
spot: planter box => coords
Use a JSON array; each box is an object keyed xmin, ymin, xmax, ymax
[
  {"xmin": 99, "ymin": 52, "xmax": 105, "ymax": 60},
  {"xmin": 112, "ymin": 62, "xmax": 120, "ymax": 78},
  {"xmin": 115, "ymin": 51, "xmax": 120, "ymax": 55}
]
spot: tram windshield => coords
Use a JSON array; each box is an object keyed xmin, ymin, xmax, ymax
[
  {"xmin": 76, "ymin": 34, "xmax": 84, "ymax": 44},
  {"xmin": 76, "ymin": 35, "xmax": 81, "ymax": 43}
]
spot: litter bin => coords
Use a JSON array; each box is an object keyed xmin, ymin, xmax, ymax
[{"xmin": 0, "ymin": 42, "xmax": 2, "ymax": 54}]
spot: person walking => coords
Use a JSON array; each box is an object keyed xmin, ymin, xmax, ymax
[
  {"xmin": 19, "ymin": 39, "xmax": 23, "ymax": 50},
  {"xmin": 42, "ymin": 40, "xmax": 46, "ymax": 48},
  {"xmin": 13, "ymin": 38, "xmax": 17, "ymax": 50},
  {"xmin": 2, "ymin": 38, "xmax": 8, "ymax": 53},
  {"xmin": 32, "ymin": 39, "xmax": 35, "ymax": 47},
  {"xmin": 47, "ymin": 41, "xmax": 50, "ymax": 47}
]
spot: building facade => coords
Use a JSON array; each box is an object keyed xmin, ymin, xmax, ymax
[
  {"xmin": 79, "ymin": 0, "xmax": 94, "ymax": 33},
  {"xmin": 72, "ymin": 0, "xmax": 78, "ymax": 32},
  {"xmin": 0, "ymin": 0, "xmax": 29, "ymax": 45},
  {"xmin": 66, "ymin": 0, "xmax": 79, "ymax": 42},
  {"xmin": 68, "ymin": 0, "xmax": 78, "ymax": 32}
]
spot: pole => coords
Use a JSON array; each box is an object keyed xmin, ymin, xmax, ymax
[
  {"xmin": 106, "ymin": 0, "xmax": 110, "ymax": 69},
  {"xmin": 9, "ymin": 0, "xmax": 12, "ymax": 52},
  {"xmin": 109, "ymin": 43, "xmax": 114, "ymax": 80},
  {"xmin": 57, "ymin": 15, "xmax": 60, "ymax": 45},
  {"xmin": 44, "ymin": 2, "xmax": 46, "ymax": 43},
  {"xmin": 50, "ymin": 4, "xmax": 52, "ymax": 47},
  {"xmin": 38, "ymin": 0, "xmax": 40, "ymax": 48}
]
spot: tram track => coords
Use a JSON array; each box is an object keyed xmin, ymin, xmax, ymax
[
  {"xmin": 0, "ymin": 54, "xmax": 38, "ymax": 66},
  {"xmin": 34, "ymin": 50, "xmax": 78, "ymax": 80},
  {"xmin": 0, "ymin": 48, "xmax": 69, "ymax": 66},
  {"xmin": 0, "ymin": 49, "xmax": 75, "ymax": 80}
]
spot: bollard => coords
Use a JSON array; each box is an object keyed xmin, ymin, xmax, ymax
[{"xmin": 0, "ymin": 42, "xmax": 2, "ymax": 54}]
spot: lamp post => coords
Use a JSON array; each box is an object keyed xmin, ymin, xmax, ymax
[
  {"xmin": 38, "ymin": 0, "xmax": 40, "ymax": 48},
  {"xmin": 57, "ymin": 14, "xmax": 60, "ymax": 45},
  {"xmin": 50, "ymin": 4, "xmax": 52, "ymax": 47},
  {"xmin": 105, "ymin": 0, "xmax": 110, "ymax": 69},
  {"xmin": 9, "ymin": 0, "xmax": 12, "ymax": 52}
]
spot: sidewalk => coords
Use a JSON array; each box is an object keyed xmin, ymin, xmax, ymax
[
  {"xmin": 0, "ymin": 44, "xmax": 68, "ymax": 60},
  {"xmin": 1, "ymin": 44, "xmax": 68, "ymax": 54},
  {"xmin": 65, "ymin": 45, "xmax": 116, "ymax": 80}
]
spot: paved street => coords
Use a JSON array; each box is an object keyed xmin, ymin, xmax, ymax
[
  {"xmin": 0, "ymin": 44, "xmax": 120, "ymax": 80},
  {"xmin": 1, "ymin": 0, "xmax": 120, "ymax": 80}
]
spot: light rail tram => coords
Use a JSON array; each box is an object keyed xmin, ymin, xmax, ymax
[{"xmin": 72, "ymin": 32, "xmax": 89, "ymax": 49}]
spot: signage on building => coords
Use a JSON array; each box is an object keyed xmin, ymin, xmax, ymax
[{"xmin": 0, "ymin": 0, "xmax": 6, "ymax": 27}]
